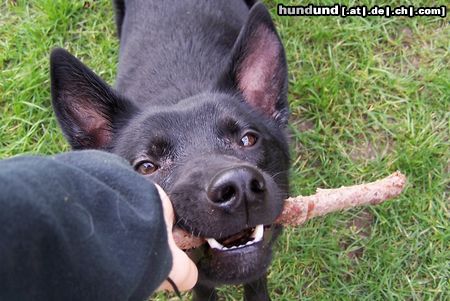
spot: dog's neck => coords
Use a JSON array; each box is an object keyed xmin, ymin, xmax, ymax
[{"xmin": 115, "ymin": 0, "xmax": 250, "ymax": 105}]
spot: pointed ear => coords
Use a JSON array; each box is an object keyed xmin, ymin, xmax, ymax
[
  {"xmin": 217, "ymin": 3, "xmax": 289, "ymax": 125},
  {"xmin": 50, "ymin": 48, "xmax": 134, "ymax": 149}
]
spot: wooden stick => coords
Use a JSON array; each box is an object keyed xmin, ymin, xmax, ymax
[
  {"xmin": 173, "ymin": 171, "xmax": 407, "ymax": 250},
  {"xmin": 274, "ymin": 171, "xmax": 407, "ymax": 226}
]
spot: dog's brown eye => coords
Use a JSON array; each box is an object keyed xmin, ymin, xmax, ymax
[
  {"xmin": 240, "ymin": 133, "xmax": 257, "ymax": 147},
  {"xmin": 135, "ymin": 161, "xmax": 158, "ymax": 175}
]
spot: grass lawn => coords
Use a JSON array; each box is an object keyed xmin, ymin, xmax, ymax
[{"xmin": 1, "ymin": 0, "xmax": 448, "ymax": 300}]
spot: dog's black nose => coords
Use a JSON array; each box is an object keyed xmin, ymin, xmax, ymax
[{"xmin": 207, "ymin": 166, "xmax": 266, "ymax": 211}]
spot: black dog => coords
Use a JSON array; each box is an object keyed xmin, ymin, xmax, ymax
[{"xmin": 50, "ymin": 1, "xmax": 289, "ymax": 300}]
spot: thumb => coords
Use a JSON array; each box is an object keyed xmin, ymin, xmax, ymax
[{"xmin": 154, "ymin": 184, "xmax": 198, "ymax": 292}]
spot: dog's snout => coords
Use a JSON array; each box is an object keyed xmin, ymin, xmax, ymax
[{"xmin": 207, "ymin": 166, "xmax": 266, "ymax": 211}]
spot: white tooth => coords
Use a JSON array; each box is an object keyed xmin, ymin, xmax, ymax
[
  {"xmin": 206, "ymin": 238, "xmax": 224, "ymax": 250},
  {"xmin": 251, "ymin": 225, "xmax": 264, "ymax": 242},
  {"xmin": 246, "ymin": 240, "xmax": 253, "ymax": 245}
]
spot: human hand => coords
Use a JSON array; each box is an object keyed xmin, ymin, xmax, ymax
[{"xmin": 154, "ymin": 185, "xmax": 198, "ymax": 292}]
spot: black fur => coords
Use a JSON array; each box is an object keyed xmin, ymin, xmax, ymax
[{"xmin": 50, "ymin": 1, "xmax": 289, "ymax": 300}]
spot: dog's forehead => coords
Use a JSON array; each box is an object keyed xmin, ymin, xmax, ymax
[
  {"xmin": 117, "ymin": 94, "xmax": 238, "ymax": 148},
  {"xmin": 137, "ymin": 93, "xmax": 246, "ymax": 131}
]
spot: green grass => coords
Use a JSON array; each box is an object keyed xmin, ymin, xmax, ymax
[{"xmin": 1, "ymin": 0, "xmax": 448, "ymax": 300}]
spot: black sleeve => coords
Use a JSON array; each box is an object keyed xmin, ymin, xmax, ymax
[{"xmin": 0, "ymin": 150, "xmax": 171, "ymax": 301}]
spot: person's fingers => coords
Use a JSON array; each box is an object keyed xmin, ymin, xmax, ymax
[
  {"xmin": 157, "ymin": 238, "xmax": 198, "ymax": 292},
  {"xmin": 154, "ymin": 185, "xmax": 198, "ymax": 292}
]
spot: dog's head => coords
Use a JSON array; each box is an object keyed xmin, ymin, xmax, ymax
[{"xmin": 50, "ymin": 4, "xmax": 289, "ymax": 284}]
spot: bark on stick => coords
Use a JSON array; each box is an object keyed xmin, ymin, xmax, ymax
[{"xmin": 173, "ymin": 171, "xmax": 407, "ymax": 250}]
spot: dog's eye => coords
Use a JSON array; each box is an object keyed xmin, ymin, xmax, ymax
[
  {"xmin": 240, "ymin": 133, "xmax": 258, "ymax": 147},
  {"xmin": 135, "ymin": 161, "xmax": 158, "ymax": 175}
]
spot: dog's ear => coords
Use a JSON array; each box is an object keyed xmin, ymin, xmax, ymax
[
  {"xmin": 50, "ymin": 48, "xmax": 134, "ymax": 149},
  {"xmin": 217, "ymin": 3, "xmax": 289, "ymax": 125}
]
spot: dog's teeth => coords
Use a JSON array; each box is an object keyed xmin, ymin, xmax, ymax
[
  {"xmin": 206, "ymin": 238, "xmax": 224, "ymax": 250},
  {"xmin": 251, "ymin": 224, "xmax": 264, "ymax": 242},
  {"xmin": 208, "ymin": 226, "xmax": 264, "ymax": 251}
]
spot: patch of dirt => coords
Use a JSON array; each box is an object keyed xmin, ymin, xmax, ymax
[
  {"xmin": 348, "ymin": 134, "xmax": 394, "ymax": 162},
  {"xmin": 349, "ymin": 210, "xmax": 374, "ymax": 239},
  {"xmin": 293, "ymin": 119, "xmax": 315, "ymax": 132},
  {"xmin": 339, "ymin": 209, "xmax": 374, "ymax": 260},
  {"xmin": 400, "ymin": 27, "xmax": 414, "ymax": 49}
]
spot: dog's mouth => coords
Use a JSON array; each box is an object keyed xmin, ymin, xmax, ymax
[
  {"xmin": 190, "ymin": 224, "xmax": 280, "ymax": 285},
  {"xmin": 206, "ymin": 224, "xmax": 264, "ymax": 251}
]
